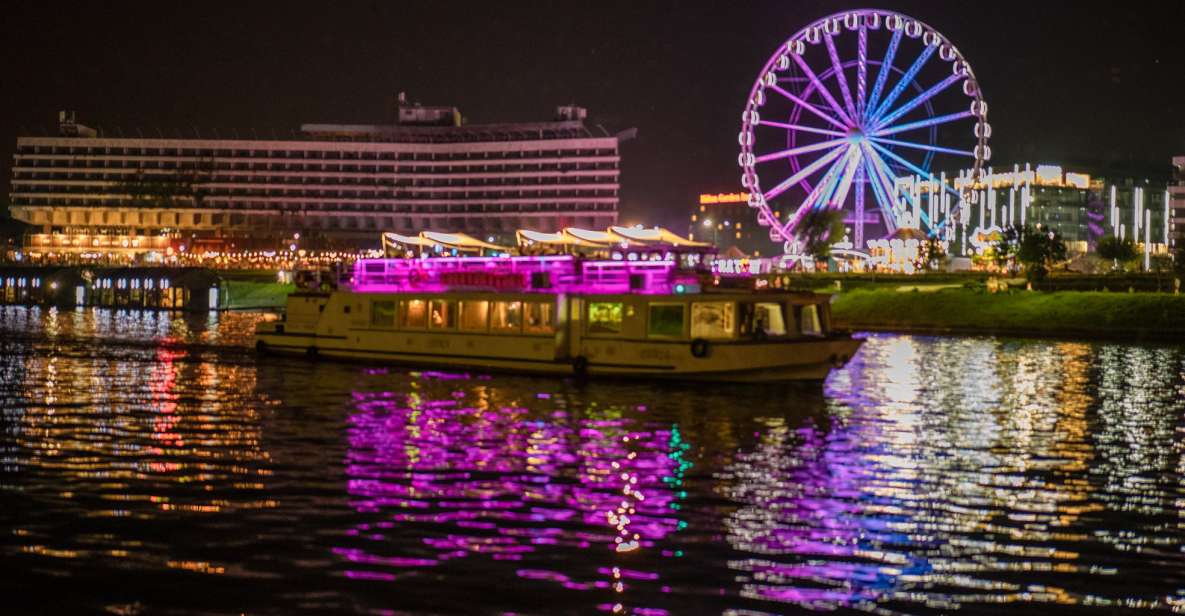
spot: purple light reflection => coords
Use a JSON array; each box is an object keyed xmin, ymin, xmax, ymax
[
  {"xmin": 719, "ymin": 347, "xmax": 930, "ymax": 610},
  {"xmin": 335, "ymin": 375, "xmax": 687, "ymax": 608}
]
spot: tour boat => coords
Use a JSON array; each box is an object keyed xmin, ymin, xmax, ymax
[{"xmin": 254, "ymin": 255, "xmax": 862, "ymax": 382}]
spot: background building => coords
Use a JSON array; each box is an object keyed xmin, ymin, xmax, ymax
[
  {"xmin": 1171, "ymin": 156, "xmax": 1185, "ymax": 251},
  {"xmin": 687, "ymin": 192, "xmax": 768, "ymax": 256},
  {"xmin": 10, "ymin": 101, "xmax": 627, "ymax": 259},
  {"xmin": 897, "ymin": 163, "xmax": 1173, "ymax": 258}
]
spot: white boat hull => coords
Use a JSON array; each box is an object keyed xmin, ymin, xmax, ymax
[{"xmin": 256, "ymin": 328, "xmax": 861, "ymax": 383}]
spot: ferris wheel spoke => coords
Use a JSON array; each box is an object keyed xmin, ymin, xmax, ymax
[
  {"xmin": 868, "ymin": 136, "xmax": 974, "ymax": 157},
  {"xmin": 864, "ymin": 28, "xmax": 902, "ymax": 123},
  {"xmin": 861, "ymin": 144, "xmax": 899, "ymax": 204},
  {"xmin": 757, "ymin": 120, "xmax": 846, "ymax": 138},
  {"xmin": 869, "ymin": 140, "xmax": 964, "ymax": 201},
  {"xmin": 827, "ymin": 146, "xmax": 864, "ymax": 209},
  {"xmin": 860, "ymin": 154, "xmax": 898, "ymax": 234},
  {"xmin": 872, "ymin": 73, "xmax": 966, "ymax": 132},
  {"xmin": 783, "ymin": 147, "xmax": 853, "ymax": 234},
  {"xmin": 824, "ymin": 34, "xmax": 858, "ymax": 120},
  {"xmin": 754, "ymin": 137, "xmax": 846, "ymax": 164},
  {"xmin": 856, "ymin": 26, "xmax": 868, "ymax": 116},
  {"xmin": 762, "ymin": 144, "xmax": 848, "ymax": 201},
  {"xmin": 813, "ymin": 150, "xmax": 852, "ymax": 210},
  {"xmin": 869, "ymin": 44, "xmax": 937, "ymax": 124},
  {"xmin": 871, "ymin": 110, "xmax": 974, "ymax": 138},
  {"xmin": 791, "ymin": 53, "xmax": 854, "ymax": 126},
  {"xmin": 859, "ymin": 149, "xmax": 899, "ymax": 234},
  {"xmin": 769, "ymin": 84, "xmax": 849, "ymax": 131}
]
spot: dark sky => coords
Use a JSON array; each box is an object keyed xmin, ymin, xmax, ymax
[{"xmin": 3, "ymin": 0, "xmax": 1183, "ymax": 228}]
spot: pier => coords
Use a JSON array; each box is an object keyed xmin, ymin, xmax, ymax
[{"xmin": 0, "ymin": 266, "xmax": 224, "ymax": 311}]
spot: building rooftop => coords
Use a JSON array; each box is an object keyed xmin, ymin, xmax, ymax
[
  {"xmin": 299, "ymin": 119, "xmax": 608, "ymax": 143},
  {"xmin": 40, "ymin": 98, "xmax": 626, "ymax": 145}
]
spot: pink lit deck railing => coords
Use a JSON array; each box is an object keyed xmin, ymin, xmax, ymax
[{"xmin": 352, "ymin": 256, "xmax": 696, "ymax": 295}]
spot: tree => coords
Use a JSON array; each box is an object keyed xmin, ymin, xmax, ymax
[
  {"xmin": 797, "ymin": 208, "xmax": 846, "ymax": 264},
  {"xmin": 1150, "ymin": 253, "xmax": 1174, "ymax": 291},
  {"xmin": 996, "ymin": 224, "xmax": 1066, "ymax": 282},
  {"xmin": 923, "ymin": 235, "xmax": 948, "ymax": 272},
  {"xmin": 1096, "ymin": 236, "xmax": 1138, "ymax": 271},
  {"xmin": 992, "ymin": 226, "xmax": 1021, "ymax": 273}
]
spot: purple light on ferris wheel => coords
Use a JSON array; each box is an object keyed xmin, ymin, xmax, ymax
[{"xmin": 738, "ymin": 9, "xmax": 990, "ymax": 252}]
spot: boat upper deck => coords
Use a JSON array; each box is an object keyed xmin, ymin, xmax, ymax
[{"xmin": 351, "ymin": 255, "xmax": 703, "ymax": 296}]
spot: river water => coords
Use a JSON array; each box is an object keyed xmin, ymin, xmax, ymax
[{"xmin": 1, "ymin": 306, "xmax": 1183, "ymax": 615}]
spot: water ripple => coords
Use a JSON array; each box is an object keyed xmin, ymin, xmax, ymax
[{"xmin": 1, "ymin": 307, "xmax": 1183, "ymax": 613}]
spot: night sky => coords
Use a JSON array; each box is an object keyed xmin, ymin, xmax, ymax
[{"xmin": 3, "ymin": 0, "xmax": 1183, "ymax": 229}]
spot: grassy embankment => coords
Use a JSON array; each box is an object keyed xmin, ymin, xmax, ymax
[
  {"xmin": 220, "ymin": 270, "xmax": 293, "ymax": 310},
  {"xmin": 830, "ymin": 287, "xmax": 1185, "ymax": 342}
]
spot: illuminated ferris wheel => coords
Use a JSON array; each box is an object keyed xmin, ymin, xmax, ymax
[{"xmin": 738, "ymin": 9, "xmax": 990, "ymax": 252}]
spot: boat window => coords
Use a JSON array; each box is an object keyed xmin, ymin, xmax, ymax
[
  {"xmin": 647, "ymin": 303, "xmax": 685, "ymax": 338},
  {"xmin": 460, "ymin": 301, "xmax": 489, "ymax": 331},
  {"xmin": 800, "ymin": 304, "xmax": 823, "ymax": 337},
  {"xmin": 371, "ymin": 300, "xmax": 396, "ymax": 327},
  {"xmin": 429, "ymin": 299, "xmax": 456, "ymax": 329},
  {"xmin": 754, "ymin": 302, "xmax": 787, "ymax": 336},
  {"xmin": 491, "ymin": 301, "xmax": 523, "ymax": 332},
  {"xmin": 524, "ymin": 301, "xmax": 555, "ymax": 334},
  {"xmin": 691, "ymin": 301, "xmax": 735, "ymax": 339},
  {"xmin": 399, "ymin": 299, "xmax": 427, "ymax": 329},
  {"xmin": 587, "ymin": 302, "xmax": 623, "ymax": 334}
]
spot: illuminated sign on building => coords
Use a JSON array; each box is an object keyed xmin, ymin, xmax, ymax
[{"xmin": 699, "ymin": 192, "xmax": 750, "ymax": 205}]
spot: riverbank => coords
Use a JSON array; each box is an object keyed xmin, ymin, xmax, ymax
[
  {"xmin": 223, "ymin": 279, "xmax": 293, "ymax": 310},
  {"xmin": 830, "ymin": 288, "xmax": 1185, "ymax": 342}
]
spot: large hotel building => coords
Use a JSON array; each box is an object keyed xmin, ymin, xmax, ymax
[{"xmin": 9, "ymin": 99, "xmax": 625, "ymax": 256}]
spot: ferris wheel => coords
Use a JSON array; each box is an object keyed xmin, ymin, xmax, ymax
[{"xmin": 738, "ymin": 9, "xmax": 990, "ymax": 252}]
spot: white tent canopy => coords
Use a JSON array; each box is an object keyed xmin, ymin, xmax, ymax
[
  {"xmin": 563, "ymin": 227, "xmax": 621, "ymax": 246},
  {"xmin": 420, "ymin": 231, "xmax": 510, "ymax": 252},
  {"xmin": 382, "ymin": 232, "xmax": 434, "ymax": 248},
  {"xmin": 382, "ymin": 231, "xmax": 510, "ymax": 254},
  {"xmin": 608, "ymin": 226, "xmax": 711, "ymax": 248},
  {"xmin": 516, "ymin": 229, "xmax": 605, "ymax": 248}
]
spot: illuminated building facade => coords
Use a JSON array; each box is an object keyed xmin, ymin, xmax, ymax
[
  {"xmin": 902, "ymin": 163, "xmax": 1173, "ymax": 257},
  {"xmin": 688, "ymin": 192, "xmax": 770, "ymax": 256},
  {"xmin": 1171, "ymin": 156, "xmax": 1185, "ymax": 250},
  {"xmin": 9, "ymin": 103, "xmax": 625, "ymax": 257}
]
